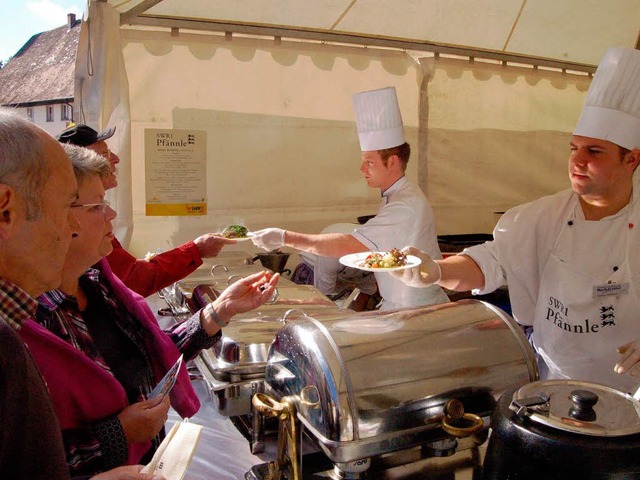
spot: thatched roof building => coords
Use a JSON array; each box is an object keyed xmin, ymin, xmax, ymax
[{"xmin": 0, "ymin": 14, "xmax": 80, "ymax": 107}]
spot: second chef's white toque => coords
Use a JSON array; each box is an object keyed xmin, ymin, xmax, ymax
[{"xmin": 352, "ymin": 86, "xmax": 405, "ymax": 151}]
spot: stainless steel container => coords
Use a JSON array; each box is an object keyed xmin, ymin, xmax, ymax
[
  {"xmin": 195, "ymin": 295, "xmax": 353, "ymax": 453},
  {"xmin": 179, "ymin": 263, "xmax": 270, "ymax": 293},
  {"xmin": 262, "ymin": 299, "xmax": 538, "ymax": 468},
  {"xmin": 174, "ymin": 263, "xmax": 280, "ymax": 314},
  {"xmin": 202, "ymin": 306, "xmax": 343, "ymax": 379},
  {"xmin": 195, "ymin": 282, "xmax": 343, "ymax": 413},
  {"xmin": 201, "ymin": 250, "xmax": 254, "ymax": 267}
]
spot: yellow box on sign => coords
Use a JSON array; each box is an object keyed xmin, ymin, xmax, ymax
[{"xmin": 146, "ymin": 203, "xmax": 207, "ymax": 216}]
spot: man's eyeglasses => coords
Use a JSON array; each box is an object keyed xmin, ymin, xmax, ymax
[{"xmin": 70, "ymin": 199, "xmax": 111, "ymax": 215}]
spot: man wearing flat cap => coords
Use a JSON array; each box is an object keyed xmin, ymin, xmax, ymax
[
  {"xmin": 57, "ymin": 124, "xmax": 117, "ymax": 146},
  {"xmin": 251, "ymin": 87, "xmax": 449, "ymax": 311},
  {"xmin": 56, "ymin": 124, "xmax": 235, "ymax": 297},
  {"xmin": 392, "ymin": 47, "xmax": 640, "ymax": 393},
  {"xmin": 56, "ymin": 124, "xmax": 119, "ymax": 189}
]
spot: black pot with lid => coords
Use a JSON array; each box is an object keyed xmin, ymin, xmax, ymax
[
  {"xmin": 251, "ymin": 250, "xmax": 291, "ymax": 275},
  {"xmin": 482, "ymin": 379, "xmax": 640, "ymax": 479}
]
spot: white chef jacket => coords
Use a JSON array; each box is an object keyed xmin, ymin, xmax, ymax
[
  {"xmin": 464, "ymin": 187, "xmax": 640, "ymax": 393},
  {"xmin": 351, "ymin": 176, "xmax": 449, "ymax": 310}
]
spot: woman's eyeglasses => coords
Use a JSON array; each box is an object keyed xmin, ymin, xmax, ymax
[{"xmin": 70, "ymin": 199, "xmax": 111, "ymax": 215}]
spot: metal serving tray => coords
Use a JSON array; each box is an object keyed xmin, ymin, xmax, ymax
[{"xmin": 263, "ymin": 299, "xmax": 538, "ymax": 463}]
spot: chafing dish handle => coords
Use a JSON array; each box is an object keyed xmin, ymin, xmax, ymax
[
  {"xmin": 441, "ymin": 399, "xmax": 484, "ymax": 438},
  {"xmin": 252, "ymin": 393, "xmax": 285, "ymax": 417},
  {"xmin": 210, "ymin": 264, "xmax": 229, "ymax": 275},
  {"xmin": 282, "ymin": 309, "xmax": 309, "ymax": 323},
  {"xmin": 252, "ymin": 394, "xmax": 300, "ymax": 480}
]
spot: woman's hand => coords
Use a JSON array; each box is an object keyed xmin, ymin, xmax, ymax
[
  {"xmin": 200, "ymin": 271, "xmax": 280, "ymax": 332},
  {"xmin": 117, "ymin": 395, "xmax": 170, "ymax": 444}
]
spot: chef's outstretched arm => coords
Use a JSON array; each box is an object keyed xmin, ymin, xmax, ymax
[
  {"xmin": 251, "ymin": 227, "xmax": 367, "ymax": 257},
  {"xmin": 390, "ymin": 246, "xmax": 485, "ymax": 291},
  {"xmin": 615, "ymin": 341, "xmax": 640, "ymax": 377}
]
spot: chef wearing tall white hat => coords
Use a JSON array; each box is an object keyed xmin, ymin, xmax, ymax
[
  {"xmin": 392, "ymin": 47, "xmax": 640, "ymax": 392},
  {"xmin": 251, "ymin": 86, "xmax": 448, "ymax": 310}
]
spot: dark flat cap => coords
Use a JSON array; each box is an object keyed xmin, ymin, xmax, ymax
[{"xmin": 55, "ymin": 124, "xmax": 116, "ymax": 147}]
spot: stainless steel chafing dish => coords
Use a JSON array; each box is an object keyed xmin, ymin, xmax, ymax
[
  {"xmin": 248, "ymin": 299, "xmax": 538, "ymax": 479},
  {"xmin": 200, "ymin": 303, "xmax": 345, "ymax": 382},
  {"xmin": 179, "ymin": 264, "xmax": 270, "ymax": 297},
  {"xmin": 201, "ymin": 250, "xmax": 254, "ymax": 267},
  {"xmin": 192, "ymin": 280, "xmax": 349, "ymax": 452},
  {"xmin": 158, "ymin": 260, "xmax": 268, "ymax": 316}
]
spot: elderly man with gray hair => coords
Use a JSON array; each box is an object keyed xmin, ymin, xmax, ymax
[{"xmin": 0, "ymin": 109, "xmax": 163, "ymax": 480}]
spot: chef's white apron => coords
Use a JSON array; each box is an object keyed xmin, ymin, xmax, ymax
[{"xmin": 533, "ymin": 195, "xmax": 640, "ymax": 393}]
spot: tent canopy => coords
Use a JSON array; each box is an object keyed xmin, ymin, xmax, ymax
[
  {"xmin": 113, "ymin": 0, "xmax": 640, "ymax": 70},
  {"xmin": 79, "ymin": 1, "xmax": 640, "ymax": 255}
]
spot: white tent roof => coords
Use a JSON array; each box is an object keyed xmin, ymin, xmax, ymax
[
  {"xmin": 114, "ymin": 0, "xmax": 640, "ymax": 70},
  {"xmin": 79, "ymin": 1, "xmax": 640, "ymax": 253}
]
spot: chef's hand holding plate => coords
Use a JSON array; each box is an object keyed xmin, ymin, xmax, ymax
[
  {"xmin": 390, "ymin": 246, "xmax": 441, "ymax": 288},
  {"xmin": 251, "ymin": 228, "xmax": 286, "ymax": 250},
  {"xmin": 615, "ymin": 340, "xmax": 640, "ymax": 377}
]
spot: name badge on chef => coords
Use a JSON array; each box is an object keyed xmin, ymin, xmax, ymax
[{"xmin": 593, "ymin": 283, "xmax": 630, "ymax": 298}]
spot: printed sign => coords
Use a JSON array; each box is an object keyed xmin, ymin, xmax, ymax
[{"xmin": 145, "ymin": 129, "xmax": 207, "ymax": 216}]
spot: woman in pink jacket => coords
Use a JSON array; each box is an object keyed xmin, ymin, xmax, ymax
[{"xmin": 21, "ymin": 144, "xmax": 279, "ymax": 477}]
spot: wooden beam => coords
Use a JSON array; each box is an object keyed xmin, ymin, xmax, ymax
[{"xmin": 119, "ymin": 0, "xmax": 165, "ymax": 25}]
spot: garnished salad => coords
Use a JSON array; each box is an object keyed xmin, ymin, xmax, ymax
[
  {"xmin": 360, "ymin": 248, "xmax": 408, "ymax": 268},
  {"xmin": 221, "ymin": 225, "xmax": 249, "ymax": 239}
]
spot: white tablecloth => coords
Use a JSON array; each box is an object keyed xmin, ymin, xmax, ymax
[{"xmin": 166, "ymin": 380, "xmax": 269, "ymax": 480}]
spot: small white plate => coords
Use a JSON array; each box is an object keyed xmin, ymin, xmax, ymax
[
  {"xmin": 221, "ymin": 231, "xmax": 255, "ymax": 241},
  {"xmin": 232, "ymin": 232, "xmax": 255, "ymax": 242},
  {"xmin": 339, "ymin": 252, "xmax": 422, "ymax": 272}
]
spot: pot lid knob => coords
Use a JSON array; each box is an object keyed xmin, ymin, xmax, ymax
[
  {"xmin": 511, "ymin": 380, "xmax": 640, "ymax": 436},
  {"xmin": 568, "ymin": 389, "xmax": 598, "ymax": 422}
]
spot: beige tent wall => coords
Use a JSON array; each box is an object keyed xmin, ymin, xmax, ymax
[
  {"xmin": 421, "ymin": 57, "xmax": 591, "ymax": 234},
  {"xmin": 121, "ymin": 29, "xmax": 421, "ymax": 256},
  {"xmin": 118, "ymin": 27, "xmax": 591, "ymax": 257}
]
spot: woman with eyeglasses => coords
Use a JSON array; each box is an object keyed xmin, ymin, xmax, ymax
[{"xmin": 20, "ymin": 144, "xmax": 279, "ymax": 477}]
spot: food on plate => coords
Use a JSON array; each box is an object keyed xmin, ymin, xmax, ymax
[
  {"xmin": 221, "ymin": 225, "xmax": 249, "ymax": 239},
  {"xmin": 360, "ymin": 248, "xmax": 408, "ymax": 269}
]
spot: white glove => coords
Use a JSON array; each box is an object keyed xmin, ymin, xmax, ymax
[
  {"xmin": 251, "ymin": 228, "xmax": 286, "ymax": 251},
  {"xmin": 390, "ymin": 246, "xmax": 441, "ymax": 288},
  {"xmin": 615, "ymin": 340, "xmax": 640, "ymax": 376}
]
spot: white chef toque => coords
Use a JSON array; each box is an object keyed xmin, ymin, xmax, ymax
[
  {"xmin": 352, "ymin": 86, "xmax": 405, "ymax": 151},
  {"xmin": 573, "ymin": 47, "xmax": 640, "ymax": 150}
]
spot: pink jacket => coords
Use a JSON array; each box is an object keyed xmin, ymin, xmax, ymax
[{"xmin": 20, "ymin": 258, "xmax": 199, "ymax": 465}]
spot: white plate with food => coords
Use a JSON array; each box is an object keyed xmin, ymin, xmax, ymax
[
  {"xmin": 231, "ymin": 232, "xmax": 255, "ymax": 242},
  {"xmin": 339, "ymin": 249, "xmax": 421, "ymax": 272},
  {"xmin": 220, "ymin": 225, "xmax": 255, "ymax": 241}
]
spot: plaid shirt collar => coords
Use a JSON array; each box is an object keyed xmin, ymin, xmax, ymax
[
  {"xmin": 0, "ymin": 277, "xmax": 39, "ymax": 331},
  {"xmin": 38, "ymin": 268, "xmax": 100, "ymax": 311}
]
